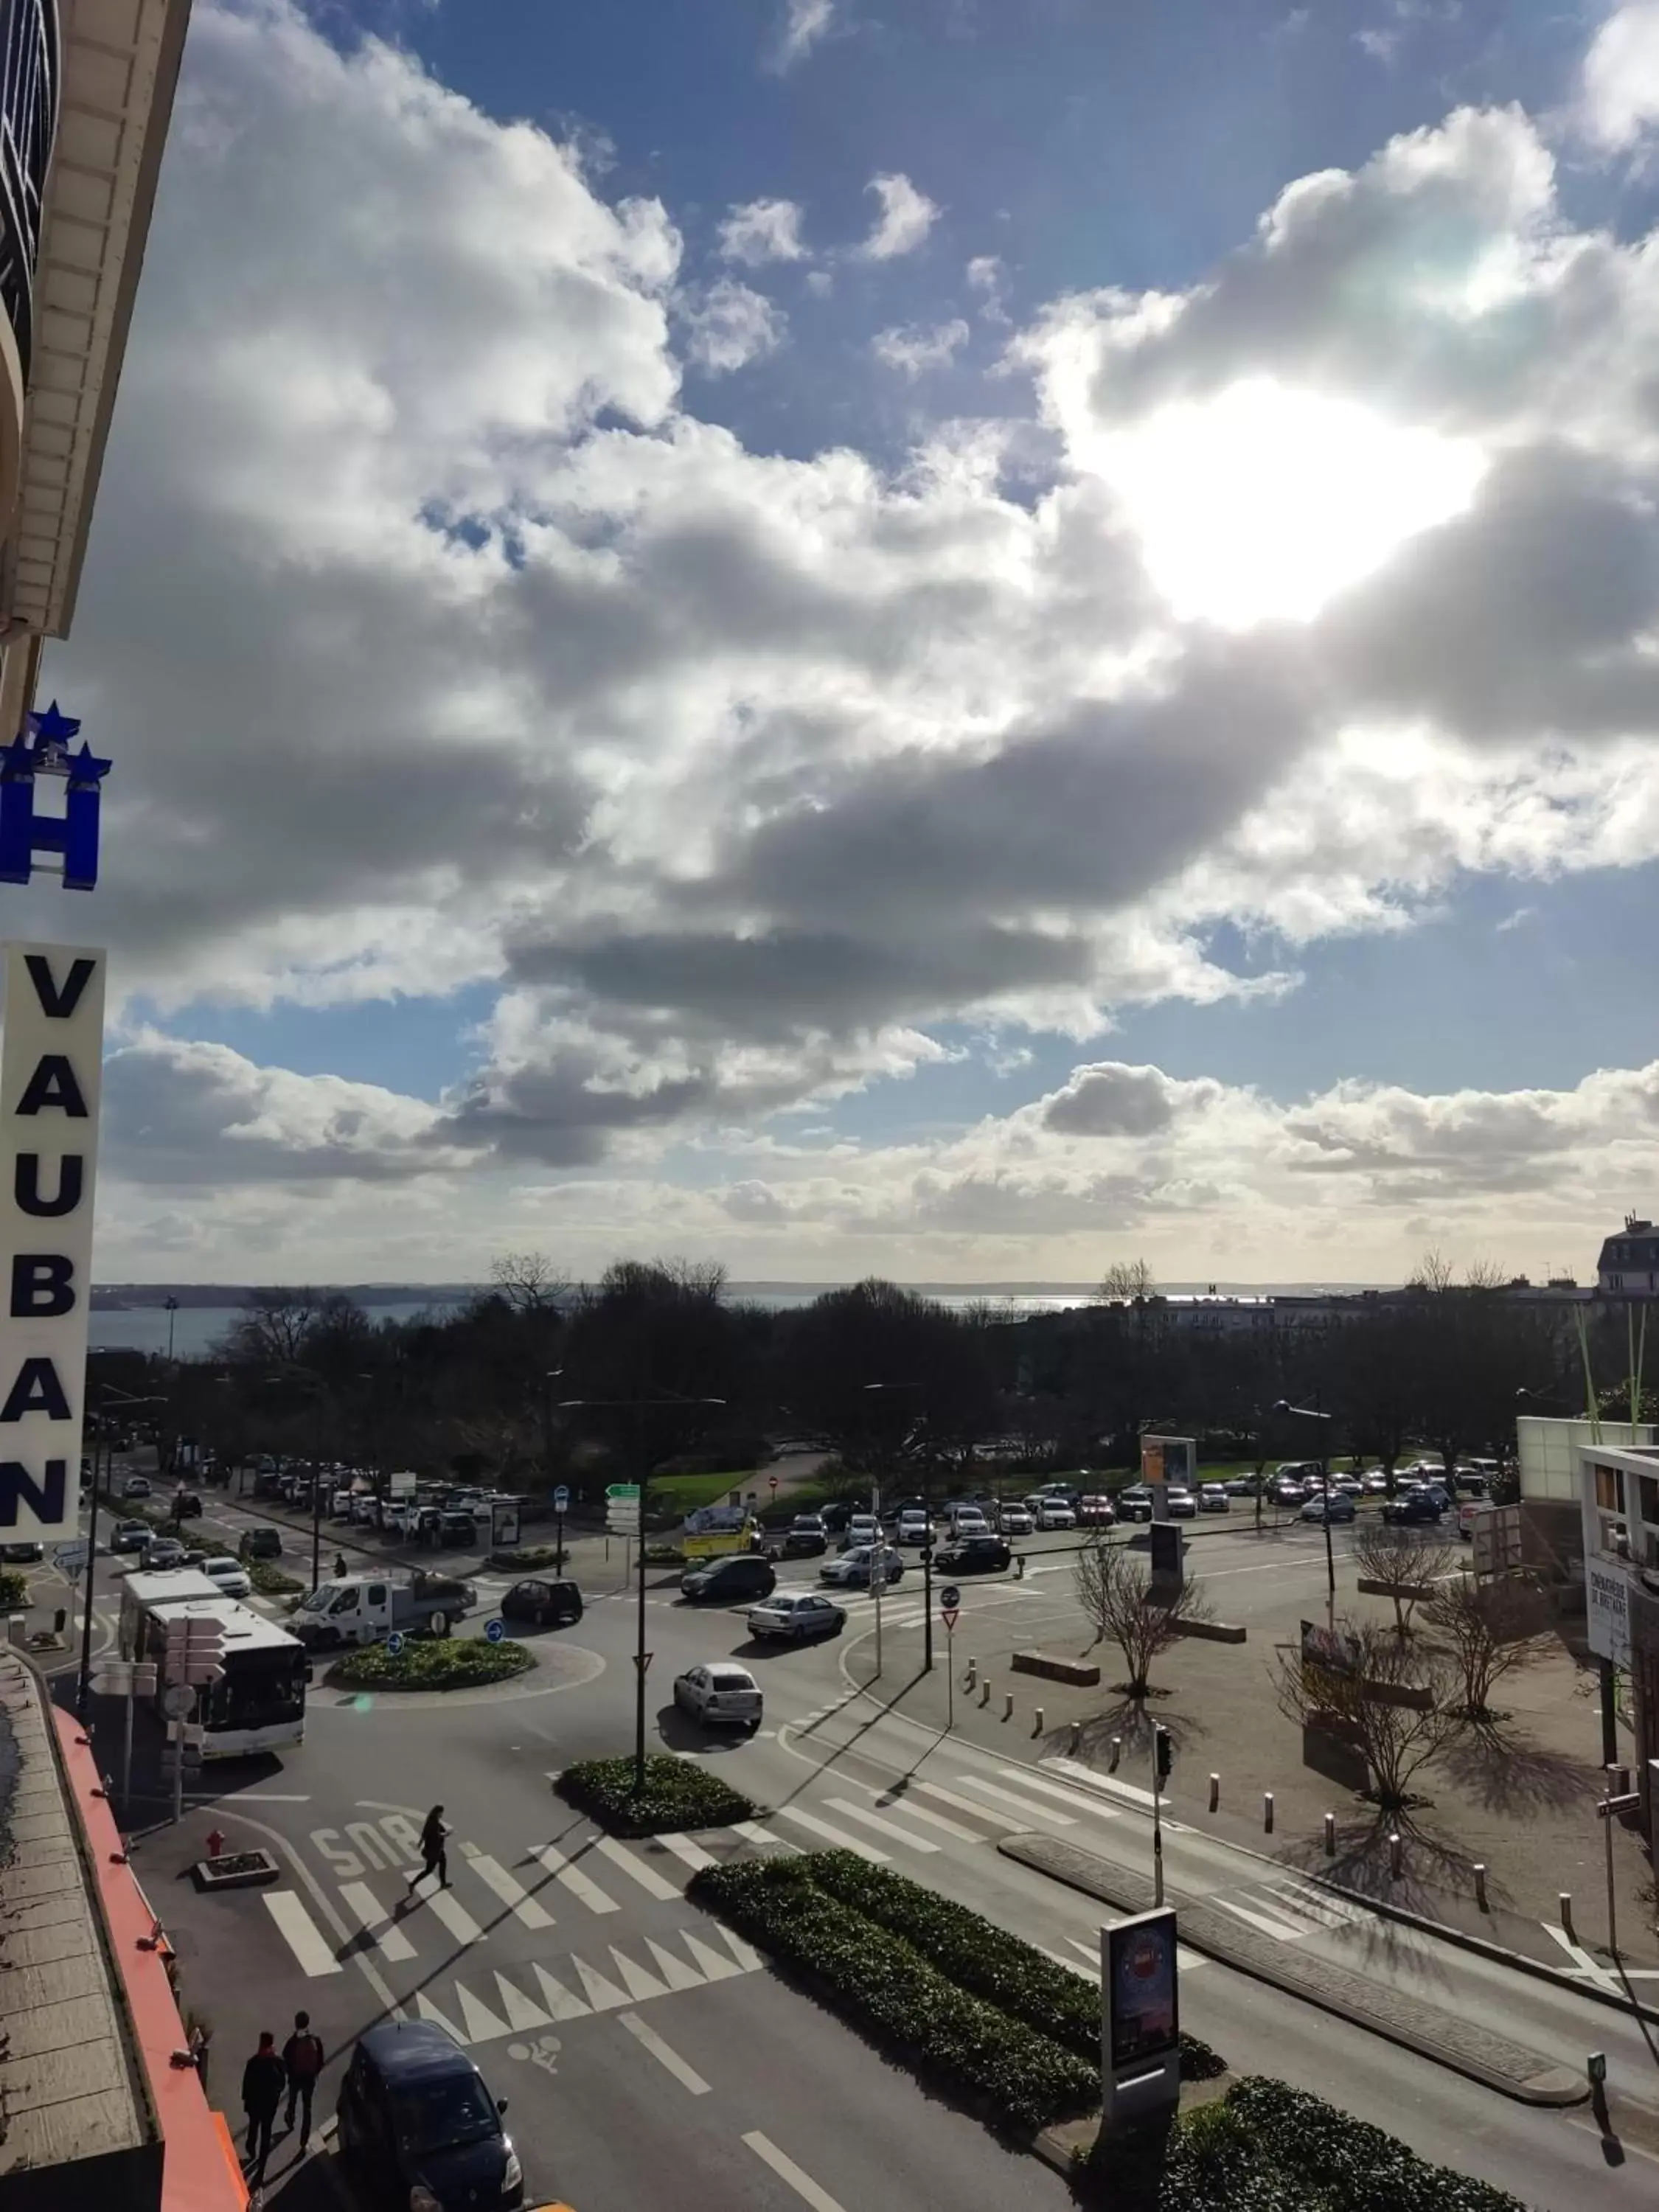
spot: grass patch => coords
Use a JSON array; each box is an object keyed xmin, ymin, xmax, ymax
[
  {"xmin": 557, "ymin": 1753, "xmax": 756, "ymax": 1837},
  {"xmin": 650, "ymin": 1471, "xmax": 755, "ymax": 1515},
  {"xmin": 246, "ymin": 1561, "xmax": 305, "ymax": 1597},
  {"xmin": 329, "ymin": 1636, "xmax": 532, "ymax": 1690},
  {"xmin": 689, "ymin": 1852, "xmax": 1104, "ymax": 2135}
]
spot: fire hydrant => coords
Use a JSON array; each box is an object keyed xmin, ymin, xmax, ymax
[{"xmin": 205, "ymin": 1827, "xmax": 225, "ymax": 1863}]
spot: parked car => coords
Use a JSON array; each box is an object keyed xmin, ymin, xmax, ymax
[
  {"xmin": 110, "ymin": 1521, "xmax": 150, "ymax": 1554},
  {"xmin": 119, "ymin": 1475, "xmax": 151, "ymax": 1500},
  {"xmin": 934, "ymin": 1533, "xmax": 1012, "ymax": 1575},
  {"xmin": 680, "ymin": 1554, "xmax": 776, "ymax": 1604},
  {"xmin": 330, "ymin": 1489, "xmax": 356, "ymax": 1520},
  {"xmin": 1273, "ymin": 1479, "xmax": 1307, "ymax": 1506},
  {"xmin": 1299, "ymin": 1493, "xmax": 1356, "ymax": 1524},
  {"xmin": 337, "ymin": 2020, "xmax": 524, "ymax": 2212},
  {"xmin": 1332, "ymin": 1476, "xmax": 1365, "ymax": 1497},
  {"xmin": 1076, "ymin": 1495, "xmax": 1116, "ymax": 1526},
  {"xmin": 818, "ymin": 1500, "xmax": 855, "ymax": 1534},
  {"xmin": 948, "ymin": 1506, "xmax": 992, "ymax": 1537},
  {"xmin": 998, "ymin": 1503, "xmax": 1035, "ymax": 1535},
  {"xmin": 894, "ymin": 1509, "xmax": 933, "ymax": 1546},
  {"xmin": 1033, "ymin": 1497, "xmax": 1077, "ymax": 1530},
  {"xmin": 1197, "ymin": 1484, "xmax": 1231, "ymax": 1514},
  {"xmin": 1117, "ymin": 1485, "xmax": 1154, "ymax": 1522},
  {"xmin": 839, "ymin": 1513, "xmax": 883, "ymax": 1553},
  {"xmin": 437, "ymin": 1510, "xmax": 477, "ymax": 1546},
  {"xmin": 1223, "ymin": 1475, "xmax": 1262, "ymax": 1497},
  {"xmin": 1360, "ymin": 1471, "xmax": 1391, "ymax": 1494},
  {"xmin": 820, "ymin": 1544, "xmax": 904, "ymax": 1589},
  {"xmin": 142, "ymin": 1537, "xmax": 187, "ymax": 1571},
  {"xmin": 1165, "ymin": 1487, "xmax": 1197, "ymax": 1519},
  {"xmin": 746, "ymin": 1591, "xmax": 846, "ymax": 1641},
  {"xmin": 782, "ymin": 1514, "xmax": 830, "ymax": 1557},
  {"xmin": 201, "ymin": 1555, "xmax": 251, "ymax": 1597},
  {"xmin": 673, "ymin": 1662, "xmax": 762, "ymax": 1733},
  {"xmin": 1382, "ymin": 1491, "xmax": 1446, "ymax": 1526},
  {"xmin": 0, "ymin": 1539, "xmax": 44, "ymax": 1563},
  {"xmin": 238, "ymin": 1526, "xmax": 284, "ymax": 1561},
  {"xmin": 500, "ymin": 1577, "xmax": 583, "ymax": 1629}
]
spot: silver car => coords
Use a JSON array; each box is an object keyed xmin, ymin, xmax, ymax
[{"xmin": 673, "ymin": 1663, "xmax": 763, "ymax": 1733}]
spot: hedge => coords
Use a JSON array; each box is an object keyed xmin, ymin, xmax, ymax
[
  {"xmin": 800, "ymin": 1851, "xmax": 1224, "ymax": 2081},
  {"xmin": 689, "ymin": 1854, "xmax": 1098, "ymax": 2134},
  {"xmin": 0, "ymin": 1568, "xmax": 27, "ymax": 1610},
  {"xmin": 557, "ymin": 1754, "xmax": 755, "ymax": 1837},
  {"xmin": 330, "ymin": 1636, "xmax": 532, "ymax": 1690},
  {"xmin": 488, "ymin": 1546, "xmax": 563, "ymax": 1572},
  {"xmin": 247, "ymin": 1561, "xmax": 305, "ymax": 1597},
  {"xmin": 1150, "ymin": 2079, "xmax": 1526, "ymax": 2212}
]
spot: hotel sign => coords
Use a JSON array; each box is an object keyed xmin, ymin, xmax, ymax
[{"xmin": 0, "ymin": 941, "xmax": 103, "ymax": 1536}]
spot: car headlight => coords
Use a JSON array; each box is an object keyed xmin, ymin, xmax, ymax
[
  {"xmin": 501, "ymin": 2147, "xmax": 522, "ymax": 2193},
  {"xmin": 411, "ymin": 2186, "xmax": 442, "ymax": 2212}
]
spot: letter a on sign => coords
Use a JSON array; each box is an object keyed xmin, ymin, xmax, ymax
[{"xmin": 0, "ymin": 945, "xmax": 105, "ymax": 1538}]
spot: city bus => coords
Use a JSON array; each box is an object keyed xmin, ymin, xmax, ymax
[{"xmin": 119, "ymin": 1572, "xmax": 308, "ymax": 1758}]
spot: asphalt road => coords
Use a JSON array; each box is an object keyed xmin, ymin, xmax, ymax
[{"xmin": 41, "ymin": 1472, "xmax": 1659, "ymax": 2211}]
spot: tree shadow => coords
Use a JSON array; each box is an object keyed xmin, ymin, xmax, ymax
[
  {"xmin": 1437, "ymin": 1719, "xmax": 1602, "ymax": 1815},
  {"xmin": 1044, "ymin": 1695, "xmax": 1202, "ymax": 1766}
]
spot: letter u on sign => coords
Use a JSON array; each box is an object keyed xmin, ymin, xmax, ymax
[{"xmin": 0, "ymin": 943, "xmax": 105, "ymax": 1541}]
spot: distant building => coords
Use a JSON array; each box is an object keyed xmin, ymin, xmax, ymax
[{"xmin": 1597, "ymin": 1217, "xmax": 1659, "ymax": 1298}]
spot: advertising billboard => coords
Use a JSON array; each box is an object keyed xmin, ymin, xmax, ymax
[{"xmin": 1104, "ymin": 1910, "xmax": 1180, "ymax": 2074}]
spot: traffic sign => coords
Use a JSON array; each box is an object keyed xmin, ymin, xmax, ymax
[
  {"xmin": 52, "ymin": 1540, "xmax": 88, "ymax": 1576},
  {"xmin": 485, "ymin": 1618, "xmax": 505, "ymax": 1644},
  {"xmin": 939, "ymin": 1584, "xmax": 961, "ymax": 1610},
  {"xmin": 605, "ymin": 1484, "xmax": 641, "ymax": 1500},
  {"xmin": 386, "ymin": 1631, "xmax": 405, "ymax": 1657},
  {"xmin": 633, "ymin": 1651, "xmax": 653, "ymax": 1674},
  {"xmin": 553, "ymin": 1485, "xmax": 570, "ymax": 1514},
  {"xmin": 769, "ymin": 1475, "xmax": 779, "ymax": 1494},
  {"xmin": 161, "ymin": 1683, "xmax": 193, "ymax": 1719}
]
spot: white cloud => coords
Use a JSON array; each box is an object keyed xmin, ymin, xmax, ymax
[
  {"xmin": 857, "ymin": 172, "xmax": 939, "ymax": 260},
  {"xmin": 771, "ymin": 0, "xmax": 835, "ymax": 72},
  {"xmin": 1582, "ymin": 3, "xmax": 1659, "ymax": 148},
  {"xmin": 871, "ymin": 317, "xmax": 969, "ymax": 376},
  {"xmin": 717, "ymin": 196, "xmax": 807, "ymax": 266},
  {"xmin": 966, "ymin": 253, "xmax": 1008, "ymax": 323},
  {"xmin": 678, "ymin": 277, "xmax": 787, "ymax": 372}
]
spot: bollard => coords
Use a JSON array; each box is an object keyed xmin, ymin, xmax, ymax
[
  {"xmin": 1560, "ymin": 1891, "xmax": 1576, "ymax": 1944},
  {"xmin": 967, "ymin": 1658, "xmax": 978, "ymax": 1690},
  {"xmin": 979, "ymin": 1679, "xmax": 991, "ymax": 1707},
  {"xmin": 1263, "ymin": 1791, "xmax": 1274, "ymax": 1834},
  {"xmin": 1003, "ymin": 1691, "xmax": 1014, "ymax": 1722},
  {"xmin": 1324, "ymin": 1812, "xmax": 1335, "ymax": 1857},
  {"xmin": 1208, "ymin": 1773, "xmax": 1219, "ymax": 1813},
  {"xmin": 1474, "ymin": 1863, "xmax": 1488, "ymax": 1913},
  {"xmin": 1109, "ymin": 1736, "xmax": 1121, "ymax": 1773},
  {"xmin": 1389, "ymin": 1832, "xmax": 1402, "ymax": 1879},
  {"xmin": 1069, "ymin": 1719, "xmax": 1082, "ymax": 1755},
  {"xmin": 1033, "ymin": 1706, "xmax": 1044, "ymax": 1737}
]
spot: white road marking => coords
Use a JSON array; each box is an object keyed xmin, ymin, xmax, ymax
[
  {"xmin": 416, "ymin": 1990, "xmax": 469, "ymax": 2041},
  {"xmin": 1040, "ymin": 1755, "xmax": 1158, "ymax": 1809},
  {"xmin": 645, "ymin": 1936, "xmax": 705, "ymax": 1992},
  {"xmin": 1210, "ymin": 1894, "xmax": 1310, "ymax": 1943},
  {"xmin": 720, "ymin": 1924, "xmax": 764, "ymax": 1972},
  {"xmin": 493, "ymin": 1972, "xmax": 552, "ymax": 2031},
  {"xmin": 262, "ymin": 1891, "xmax": 343, "ymax": 1978},
  {"xmin": 1542, "ymin": 1920, "xmax": 1616, "ymax": 1987},
  {"xmin": 908, "ymin": 1778, "xmax": 1023, "ymax": 1829},
  {"xmin": 420, "ymin": 1885, "xmax": 484, "ymax": 1946},
  {"xmin": 774, "ymin": 1807, "xmax": 889, "ymax": 1861},
  {"xmin": 609, "ymin": 1944, "xmax": 670, "ymax": 2003},
  {"xmin": 733, "ymin": 1820, "xmax": 793, "ymax": 1849},
  {"xmin": 595, "ymin": 1837, "xmax": 681, "ymax": 1899},
  {"xmin": 681, "ymin": 1930, "xmax": 744, "ymax": 1983},
  {"xmin": 619, "ymin": 2009, "xmax": 711, "ymax": 2095},
  {"xmin": 994, "ymin": 1767, "xmax": 1123, "ymax": 1821},
  {"xmin": 743, "ymin": 2131, "xmax": 849, "ymax": 2212},
  {"xmin": 531, "ymin": 1963, "xmax": 593, "ymax": 2020},
  {"xmin": 656, "ymin": 1832, "xmax": 717, "ymax": 1871},
  {"xmin": 1039, "ymin": 1943, "xmax": 1095, "ymax": 1980},
  {"xmin": 823, "ymin": 1797, "xmax": 940, "ymax": 1853},
  {"xmin": 860, "ymin": 1790, "xmax": 981, "ymax": 1843},
  {"xmin": 1065, "ymin": 1931, "xmax": 1206, "ymax": 1975},
  {"xmin": 951, "ymin": 1774, "xmax": 1077, "ymax": 1826},
  {"xmin": 1263, "ymin": 1880, "xmax": 1360, "ymax": 1930},
  {"xmin": 454, "ymin": 1982, "xmax": 512, "ymax": 2042},
  {"xmin": 531, "ymin": 1843, "xmax": 619, "ymax": 1914},
  {"xmin": 339, "ymin": 1882, "xmax": 417, "ymax": 1961},
  {"xmin": 467, "ymin": 1851, "xmax": 555, "ymax": 1929},
  {"xmin": 571, "ymin": 1955, "xmax": 632, "ymax": 2011}
]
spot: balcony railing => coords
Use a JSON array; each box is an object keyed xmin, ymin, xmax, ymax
[{"xmin": 0, "ymin": 0, "xmax": 56, "ymax": 383}]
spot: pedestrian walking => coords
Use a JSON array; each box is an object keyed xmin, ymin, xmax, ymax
[
  {"xmin": 240, "ymin": 2031, "xmax": 285, "ymax": 2181},
  {"xmin": 333, "ymin": 1552, "xmax": 348, "ymax": 1580},
  {"xmin": 407, "ymin": 1804, "xmax": 451, "ymax": 1891},
  {"xmin": 281, "ymin": 2009, "xmax": 324, "ymax": 2147}
]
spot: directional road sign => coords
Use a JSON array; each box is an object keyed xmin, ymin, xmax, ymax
[
  {"xmin": 52, "ymin": 1540, "xmax": 88, "ymax": 1576},
  {"xmin": 386, "ymin": 1632, "xmax": 405, "ymax": 1657},
  {"xmin": 605, "ymin": 1484, "xmax": 641, "ymax": 1500},
  {"xmin": 484, "ymin": 1618, "xmax": 505, "ymax": 1644}
]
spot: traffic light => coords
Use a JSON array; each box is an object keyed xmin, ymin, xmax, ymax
[{"xmin": 1154, "ymin": 1725, "xmax": 1174, "ymax": 1781}]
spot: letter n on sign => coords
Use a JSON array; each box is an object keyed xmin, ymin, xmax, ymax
[{"xmin": 0, "ymin": 943, "xmax": 105, "ymax": 1539}]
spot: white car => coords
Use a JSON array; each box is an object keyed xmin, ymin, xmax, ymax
[
  {"xmin": 746, "ymin": 1592, "xmax": 847, "ymax": 1641},
  {"xmin": 1034, "ymin": 1498, "xmax": 1076, "ymax": 1529},
  {"xmin": 950, "ymin": 1510, "xmax": 991, "ymax": 1538},
  {"xmin": 1197, "ymin": 1484, "xmax": 1231, "ymax": 1514},
  {"xmin": 672, "ymin": 1663, "xmax": 762, "ymax": 1733},
  {"xmin": 895, "ymin": 1510, "xmax": 932, "ymax": 1546},
  {"xmin": 841, "ymin": 1513, "xmax": 882, "ymax": 1552},
  {"xmin": 998, "ymin": 1503, "xmax": 1034, "ymax": 1535},
  {"xmin": 821, "ymin": 1544, "xmax": 904, "ymax": 1588},
  {"xmin": 201, "ymin": 1555, "xmax": 251, "ymax": 1598},
  {"xmin": 119, "ymin": 1474, "xmax": 151, "ymax": 1499}
]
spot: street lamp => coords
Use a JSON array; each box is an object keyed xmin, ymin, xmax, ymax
[
  {"xmin": 863, "ymin": 1382, "xmax": 932, "ymax": 1671},
  {"xmin": 163, "ymin": 1294, "xmax": 179, "ymax": 1363},
  {"xmin": 1273, "ymin": 1397, "xmax": 1338, "ymax": 1619},
  {"xmin": 557, "ymin": 1390, "xmax": 726, "ymax": 1792},
  {"xmin": 77, "ymin": 1388, "xmax": 166, "ymax": 1713},
  {"xmin": 264, "ymin": 1367, "xmax": 333, "ymax": 1589}
]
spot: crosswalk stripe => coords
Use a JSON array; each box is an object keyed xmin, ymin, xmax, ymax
[
  {"xmin": 1042, "ymin": 1753, "xmax": 1157, "ymax": 1809},
  {"xmin": 645, "ymin": 1935, "xmax": 705, "ymax": 1992},
  {"xmin": 858, "ymin": 1790, "xmax": 982, "ymax": 1843},
  {"xmin": 720, "ymin": 1924, "xmax": 763, "ymax": 1974},
  {"xmin": 774, "ymin": 1807, "xmax": 889, "ymax": 1862},
  {"xmin": 455, "ymin": 1982, "xmax": 512, "ymax": 2042},
  {"xmin": 1210, "ymin": 1893, "xmax": 1310, "ymax": 1942},
  {"xmin": 466, "ymin": 1851, "xmax": 555, "ymax": 1929},
  {"xmin": 610, "ymin": 1944, "xmax": 670, "ymax": 2003},
  {"xmin": 681, "ymin": 1930, "xmax": 743, "ymax": 1983},
  {"xmin": 1264, "ymin": 1880, "xmax": 1360, "ymax": 1928},
  {"xmin": 494, "ymin": 1972, "xmax": 552, "ymax": 2031},
  {"xmin": 908, "ymin": 1778, "xmax": 1023, "ymax": 1830},
  {"xmin": 532, "ymin": 1843, "xmax": 619, "ymax": 1914},
  {"xmin": 595, "ymin": 1837, "xmax": 682, "ymax": 1900},
  {"xmin": 950, "ymin": 1774, "xmax": 1077, "ymax": 1826},
  {"xmin": 339, "ymin": 1882, "xmax": 417, "ymax": 1961},
  {"xmin": 262, "ymin": 1891, "xmax": 342, "ymax": 1977},
  {"xmin": 733, "ymin": 1820, "xmax": 793, "ymax": 1849},
  {"xmin": 571, "ymin": 1954, "xmax": 632, "ymax": 2010},
  {"xmin": 417, "ymin": 1989, "xmax": 469, "ymax": 2040},
  {"xmin": 532, "ymin": 1962, "xmax": 593, "ymax": 2020},
  {"xmin": 1065, "ymin": 1930, "xmax": 1206, "ymax": 1975},
  {"xmin": 1040, "ymin": 1943, "xmax": 1095, "ymax": 1980},
  {"xmin": 656, "ymin": 1832, "xmax": 717, "ymax": 1871},
  {"xmin": 994, "ymin": 1767, "xmax": 1122, "ymax": 1821},
  {"xmin": 425, "ymin": 1886, "xmax": 485, "ymax": 1945},
  {"xmin": 823, "ymin": 1797, "xmax": 940, "ymax": 1853}
]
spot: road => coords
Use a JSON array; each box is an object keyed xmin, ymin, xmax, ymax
[{"xmin": 39, "ymin": 1472, "xmax": 1659, "ymax": 2211}]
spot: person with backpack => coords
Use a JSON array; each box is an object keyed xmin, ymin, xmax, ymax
[
  {"xmin": 282, "ymin": 2009, "xmax": 324, "ymax": 2147},
  {"xmin": 408, "ymin": 1804, "xmax": 451, "ymax": 1891},
  {"xmin": 240, "ymin": 2031, "xmax": 285, "ymax": 2181}
]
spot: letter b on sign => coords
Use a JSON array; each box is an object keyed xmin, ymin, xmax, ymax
[{"xmin": 10, "ymin": 1254, "xmax": 74, "ymax": 1317}]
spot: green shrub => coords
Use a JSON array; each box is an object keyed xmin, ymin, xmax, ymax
[
  {"xmin": 557, "ymin": 1754, "xmax": 755, "ymax": 1837},
  {"xmin": 1221, "ymin": 2080, "xmax": 1525, "ymax": 2212},
  {"xmin": 330, "ymin": 1636, "xmax": 532, "ymax": 1690},
  {"xmin": 800, "ymin": 1851, "xmax": 1224, "ymax": 2080},
  {"xmin": 689, "ymin": 1855, "xmax": 1096, "ymax": 2135},
  {"xmin": 0, "ymin": 1568, "xmax": 27, "ymax": 1610},
  {"xmin": 247, "ymin": 1562, "xmax": 304, "ymax": 1597},
  {"xmin": 487, "ymin": 1546, "xmax": 563, "ymax": 1571}
]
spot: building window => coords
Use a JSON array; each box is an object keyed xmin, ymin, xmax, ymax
[
  {"xmin": 1595, "ymin": 1464, "xmax": 1625, "ymax": 1514},
  {"xmin": 1639, "ymin": 1473, "xmax": 1659, "ymax": 1528}
]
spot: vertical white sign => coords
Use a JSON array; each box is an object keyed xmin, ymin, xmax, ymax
[{"xmin": 0, "ymin": 942, "xmax": 105, "ymax": 1537}]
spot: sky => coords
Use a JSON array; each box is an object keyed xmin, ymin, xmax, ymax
[{"xmin": 24, "ymin": 0, "xmax": 1659, "ymax": 1287}]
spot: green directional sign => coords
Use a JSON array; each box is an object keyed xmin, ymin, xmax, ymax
[{"xmin": 605, "ymin": 1483, "xmax": 641, "ymax": 1500}]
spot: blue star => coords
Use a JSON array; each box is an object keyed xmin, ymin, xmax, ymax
[
  {"xmin": 66, "ymin": 740, "xmax": 111, "ymax": 788},
  {"xmin": 27, "ymin": 700, "xmax": 81, "ymax": 747}
]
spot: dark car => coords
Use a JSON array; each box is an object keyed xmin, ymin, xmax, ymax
[
  {"xmin": 1116, "ymin": 1485, "xmax": 1155, "ymax": 1523},
  {"xmin": 500, "ymin": 1577, "xmax": 583, "ymax": 1630},
  {"xmin": 439, "ymin": 1509, "xmax": 477, "ymax": 1546},
  {"xmin": 109, "ymin": 1521, "xmax": 150, "ymax": 1554},
  {"xmin": 935, "ymin": 1534, "xmax": 1012, "ymax": 1575},
  {"xmin": 338, "ymin": 2020, "xmax": 524, "ymax": 2212},
  {"xmin": 782, "ymin": 1514, "xmax": 830, "ymax": 1557},
  {"xmin": 680, "ymin": 1554, "xmax": 776, "ymax": 1604},
  {"xmin": 0, "ymin": 1539, "xmax": 43, "ymax": 1564},
  {"xmin": 173, "ymin": 1492, "xmax": 204, "ymax": 1521},
  {"xmin": 238, "ymin": 1526, "xmax": 283, "ymax": 1561},
  {"xmin": 1382, "ymin": 1491, "xmax": 1445, "ymax": 1526},
  {"xmin": 818, "ymin": 1500, "xmax": 855, "ymax": 1534}
]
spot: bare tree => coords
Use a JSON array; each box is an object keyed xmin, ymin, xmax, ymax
[
  {"xmin": 1098, "ymin": 1258, "xmax": 1156, "ymax": 1304},
  {"xmin": 1408, "ymin": 1248, "xmax": 1455, "ymax": 1294},
  {"xmin": 1350, "ymin": 1521, "xmax": 1455, "ymax": 1638},
  {"xmin": 1074, "ymin": 1533, "xmax": 1213, "ymax": 1700},
  {"xmin": 489, "ymin": 1251, "xmax": 568, "ymax": 1312},
  {"xmin": 1464, "ymin": 1257, "xmax": 1509, "ymax": 1292},
  {"xmin": 1425, "ymin": 1572, "xmax": 1553, "ymax": 1723},
  {"xmin": 216, "ymin": 1288, "xmax": 318, "ymax": 1368},
  {"xmin": 1275, "ymin": 1616, "xmax": 1460, "ymax": 1812}
]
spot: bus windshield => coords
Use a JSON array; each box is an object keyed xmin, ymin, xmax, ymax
[{"xmin": 204, "ymin": 1649, "xmax": 307, "ymax": 1733}]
